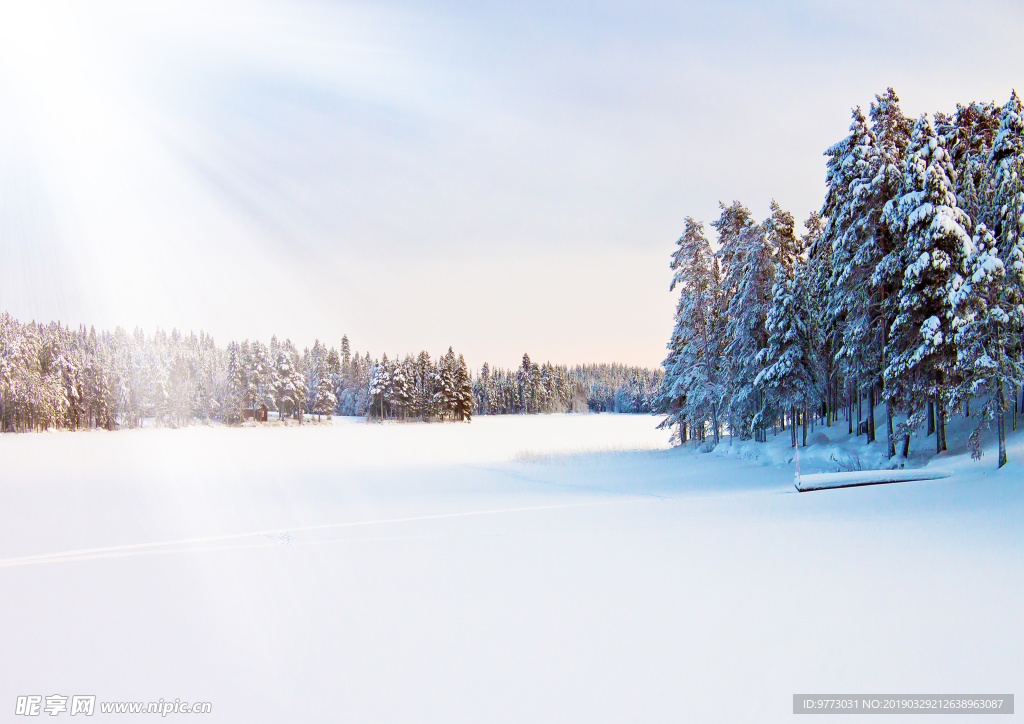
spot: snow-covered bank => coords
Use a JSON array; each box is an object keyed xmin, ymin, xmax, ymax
[
  {"xmin": 0, "ymin": 414, "xmax": 1021, "ymax": 723},
  {"xmin": 709, "ymin": 401, "xmax": 1023, "ymax": 475}
]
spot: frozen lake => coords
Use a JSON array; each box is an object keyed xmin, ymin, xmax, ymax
[{"xmin": 1, "ymin": 413, "xmax": 1021, "ymax": 722}]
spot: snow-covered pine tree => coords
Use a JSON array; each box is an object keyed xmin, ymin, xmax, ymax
[
  {"xmin": 822, "ymin": 107, "xmax": 874, "ymax": 439},
  {"xmin": 413, "ymin": 351, "xmax": 433, "ymax": 420},
  {"xmin": 312, "ymin": 375, "xmax": 337, "ymax": 421},
  {"xmin": 883, "ymin": 114, "xmax": 973, "ymax": 453},
  {"xmin": 659, "ymin": 217, "xmax": 724, "ymax": 445},
  {"xmin": 710, "ymin": 201, "xmax": 755, "ymax": 439},
  {"xmin": 660, "ymin": 218, "xmax": 698, "ymax": 442},
  {"xmin": 823, "ymin": 91, "xmax": 913, "ymax": 455},
  {"xmin": 802, "ymin": 211, "xmax": 833, "ymax": 425},
  {"xmin": 712, "ymin": 200, "xmax": 755, "ymax": 288},
  {"xmin": 274, "ymin": 339, "xmax": 306, "ymax": 422},
  {"xmin": 304, "ymin": 340, "xmax": 326, "ymax": 415},
  {"xmin": 941, "ymin": 101, "xmax": 1003, "ymax": 229},
  {"xmin": 257, "ymin": 339, "xmax": 279, "ymax": 416},
  {"xmin": 454, "ymin": 354, "xmax": 473, "ymax": 422},
  {"xmin": 340, "ymin": 335, "xmax": 351, "ymax": 373},
  {"xmin": 324, "ymin": 347, "xmax": 342, "ymax": 415},
  {"xmin": 477, "ymin": 362, "xmax": 492, "ymax": 415},
  {"xmin": 221, "ymin": 341, "xmax": 243, "ymax": 423},
  {"xmin": 950, "ymin": 223, "xmax": 1023, "ymax": 467},
  {"xmin": 991, "ymin": 92, "xmax": 1024, "ymax": 293},
  {"xmin": 368, "ymin": 353, "xmax": 392, "ymax": 420},
  {"xmin": 755, "ymin": 257, "xmax": 822, "ymax": 447},
  {"xmin": 866, "ymin": 90, "xmax": 914, "ymax": 456},
  {"xmin": 766, "ymin": 200, "xmax": 802, "ymax": 277},
  {"xmin": 517, "ymin": 353, "xmax": 534, "ymax": 414},
  {"xmin": 431, "ymin": 349, "xmax": 457, "ymax": 421},
  {"xmin": 724, "ymin": 220, "xmax": 775, "ymax": 441},
  {"xmin": 393, "ymin": 356, "xmax": 415, "ymax": 419}
]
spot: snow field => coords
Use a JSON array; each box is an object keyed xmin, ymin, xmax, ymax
[{"xmin": 0, "ymin": 413, "xmax": 1021, "ymax": 723}]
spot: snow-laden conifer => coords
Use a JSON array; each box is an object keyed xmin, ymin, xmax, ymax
[
  {"xmin": 950, "ymin": 223, "xmax": 1023, "ymax": 466},
  {"xmin": 766, "ymin": 200, "xmax": 802, "ymax": 276},
  {"xmin": 991, "ymin": 92, "xmax": 1024, "ymax": 293},
  {"xmin": 454, "ymin": 354, "xmax": 473, "ymax": 422},
  {"xmin": 312, "ymin": 375, "xmax": 337, "ymax": 421},
  {"xmin": 755, "ymin": 260, "xmax": 822, "ymax": 447},
  {"xmin": 724, "ymin": 221, "xmax": 775, "ymax": 441},
  {"xmin": 883, "ymin": 114, "xmax": 973, "ymax": 452},
  {"xmin": 660, "ymin": 217, "xmax": 725, "ymax": 444}
]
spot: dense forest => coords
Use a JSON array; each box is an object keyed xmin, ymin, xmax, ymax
[
  {"xmin": 660, "ymin": 89, "xmax": 1024, "ymax": 467},
  {"xmin": 0, "ymin": 314, "xmax": 660, "ymax": 431},
  {"xmin": 474, "ymin": 358, "xmax": 661, "ymax": 416}
]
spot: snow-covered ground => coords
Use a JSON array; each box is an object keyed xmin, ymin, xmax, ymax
[{"xmin": 1, "ymin": 413, "xmax": 1021, "ymax": 722}]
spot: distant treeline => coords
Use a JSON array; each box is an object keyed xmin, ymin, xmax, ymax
[
  {"xmin": 0, "ymin": 312, "xmax": 660, "ymax": 432},
  {"xmin": 474, "ymin": 356, "xmax": 662, "ymax": 416}
]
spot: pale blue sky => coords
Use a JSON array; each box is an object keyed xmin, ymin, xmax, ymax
[{"xmin": 1, "ymin": 0, "xmax": 1021, "ymax": 367}]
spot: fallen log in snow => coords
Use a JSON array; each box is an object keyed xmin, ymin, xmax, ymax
[{"xmin": 795, "ymin": 468, "xmax": 953, "ymax": 492}]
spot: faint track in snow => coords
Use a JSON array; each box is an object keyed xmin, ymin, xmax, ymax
[{"xmin": 0, "ymin": 498, "xmax": 650, "ymax": 569}]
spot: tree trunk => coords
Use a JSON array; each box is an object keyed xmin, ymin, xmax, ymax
[
  {"xmin": 857, "ymin": 378, "xmax": 862, "ymax": 436},
  {"xmin": 941, "ymin": 401, "xmax": 947, "ymax": 452},
  {"xmin": 847, "ymin": 381, "xmax": 853, "ymax": 435},
  {"xmin": 802, "ymin": 401, "xmax": 808, "ymax": 447},
  {"xmin": 886, "ymin": 400, "xmax": 895, "ymax": 459},
  {"xmin": 902, "ymin": 433, "xmax": 911, "ymax": 459},
  {"xmin": 868, "ymin": 384, "xmax": 877, "ymax": 443},
  {"xmin": 997, "ymin": 380, "xmax": 1007, "ymax": 469},
  {"xmin": 935, "ymin": 397, "xmax": 946, "ymax": 454},
  {"xmin": 927, "ymin": 399, "xmax": 935, "ymax": 436}
]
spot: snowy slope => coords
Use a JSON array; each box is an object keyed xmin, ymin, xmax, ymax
[{"xmin": 0, "ymin": 413, "xmax": 1021, "ymax": 723}]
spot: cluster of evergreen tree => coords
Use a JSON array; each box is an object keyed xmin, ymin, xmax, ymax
[
  {"xmin": 364, "ymin": 347, "xmax": 473, "ymax": 422},
  {"xmin": 0, "ymin": 315, "xmax": 479, "ymax": 429},
  {"xmin": 661, "ymin": 89, "xmax": 1024, "ymax": 467},
  {"xmin": 474, "ymin": 354, "xmax": 588, "ymax": 415},
  {"xmin": 0, "ymin": 314, "xmax": 221, "ymax": 432},
  {"xmin": 0, "ymin": 313, "xmax": 665, "ymax": 432},
  {"xmin": 570, "ymin": 363, "xmax": 662, "ymax": 413},
  {"xmin": 472, "ymin": 355, "xmax": 661, "ymax": 415}
]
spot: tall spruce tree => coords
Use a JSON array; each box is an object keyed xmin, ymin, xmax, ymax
[
  {"xmin": 867, "ymin": 89, "xmax": 914, "ymax": 456},
  {"xmin": 991, "ymin": 92, "xmax": 1024, "ymax": 292},
  {"xmin": 724, "ymin": 221, "xmax": 775, "ymax": 441},
  {"xmin": 950, "ymin": 223, "xmax": 1023, "ymax": 466},
  {"xmin": 883, "ymin": 114, "xmax": 972, "ymax": 453},
  {"xmin": 661, "ymin": 217, "xmax": 724, "ymax": 444},
  {"xmin": 755, "ymin": 258, "xmax": 821, "ymax": 447},
  {"xmin": 454, "ymin": 354, "xmax": 473, "ymax": 422}
]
